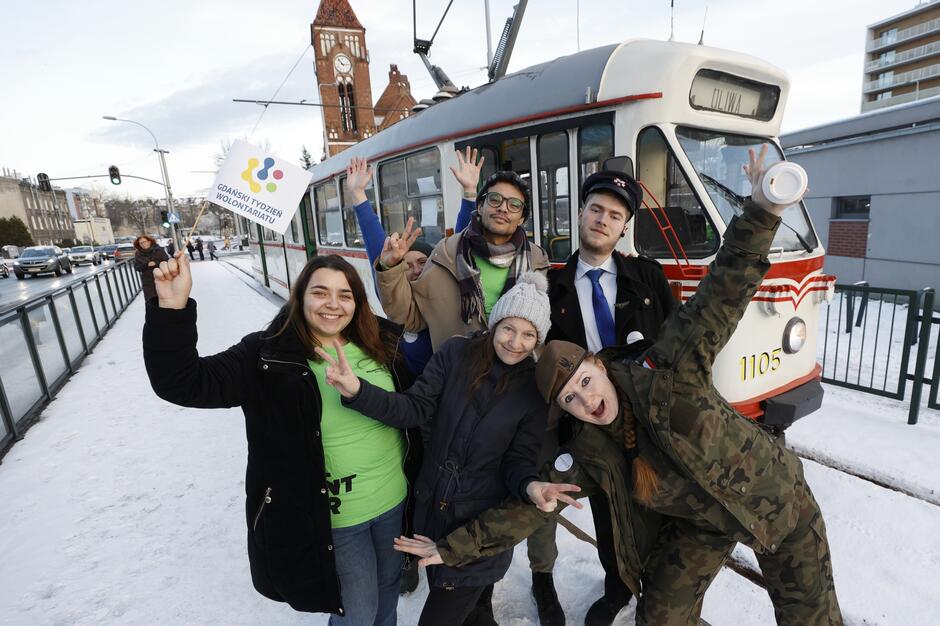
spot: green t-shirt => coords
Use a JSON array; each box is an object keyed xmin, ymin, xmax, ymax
[
  {"xmin": 308, "ymin": 343, "xmax": 406, "ymax": 529},
  {"xmin": 473, "ymin": 253, "xmax": 511, "ymax": 317}
]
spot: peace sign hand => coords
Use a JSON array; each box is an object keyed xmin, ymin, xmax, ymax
[
  {"xmin": 525, "ymin": 481, "xmax": 583, "ymax": 513},
  {"xmin": 378, "ymin": 217, "xmax": 423, "ymax": 269},
  {"xmin": 314, "ymin": 340, "xmax": 362, "ymax": 398},
  {"xmin": 450, "ymin": 146, "xmax": 485, "ymax": 196},
  {"xmin": 393, "ymin": 534, "xmax": 443, "ymax": 567},
  {"xmin": 743, "ymin": 144, "xmax": 801, "ymax": 216}
]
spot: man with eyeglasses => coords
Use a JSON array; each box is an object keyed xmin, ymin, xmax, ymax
[{"xmin": 376, "ymin": 169, "xmax": 550, "ymax": 353}]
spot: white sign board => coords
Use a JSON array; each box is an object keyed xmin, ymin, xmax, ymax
[{"xmin": 207, "ymin": 140, "xmax": 312, "ymax": 235}]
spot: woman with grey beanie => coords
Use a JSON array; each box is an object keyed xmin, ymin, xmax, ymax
[{"xmin": 318, "ymin": 272, "xmax": 551, "ymax": 626}]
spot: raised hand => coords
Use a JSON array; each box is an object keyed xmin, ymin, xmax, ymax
[
  {"xmin": 345, "ymin": 156, "xmax": 372, "ymax": 205},
  {"xmin": 743, "ymin": 144, "xmax": 801, "ymax": 216},
  {"xmin": 525, "ymin": 481, "xmax": 582, "ymax": 513},
  {"xmin": 313, "ymin": 340, "xmax": 361, "ymax": 398},
  {"xmin": 153, "ymin": 252, "xmax": 192, "ymax": 310},
  {"xmin": 378, "ymin": 217, "xmax": 422, "ymax": 269},
  {"xmin": 393, "ymin": 534, "xmax": 443, "ymax": 567},
  {"xmin": 450, "ymin": 146, "xmax": 485, "ymax": 197}
]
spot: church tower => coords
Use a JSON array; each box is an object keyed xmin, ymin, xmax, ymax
[{"xmin": 311, "ymin": 0, "xmax": 377, "ymax": 157}]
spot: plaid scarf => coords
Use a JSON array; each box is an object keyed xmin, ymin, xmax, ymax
[{"xmin": 455, "ymin": 213, "xmax": 531, "ymax": 325}]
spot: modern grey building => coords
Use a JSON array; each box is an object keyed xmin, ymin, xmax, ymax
[{"xmin": 781, "ymin": 96, "xmax": 940, "ymax": 297}]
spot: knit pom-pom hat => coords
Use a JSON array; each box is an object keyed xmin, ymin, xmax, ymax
[{"xmin": 488, "ymin": 271, "xmax": 551, "ymax": 344}]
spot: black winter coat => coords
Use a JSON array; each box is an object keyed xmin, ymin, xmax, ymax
[
  {"xmin": 143, "ymin": 300, "xmax": 418, "ymax": 614},
  {"xmin": 345, "ymin": 335, "xmax": 547, "ymax": 588},
  {"xmin": 134, "ymin": 246, "xmax": 170, "ymax": 301}
]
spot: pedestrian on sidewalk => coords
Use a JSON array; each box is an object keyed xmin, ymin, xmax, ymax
[
  {"xmin": 319, "ymin": 272, "xmax": 551, "ymax": 626},
  {"xmin": 143, "ymin": 253, "xmax": 422, "ymax": 624},
  {"xmin": 395, "ymin": 147, "xmax": 844, "ymax": 626},
  {"xmin": 133, "ymin": 234, "xmax": 169, "ymax": 301},
  {"xmin": 207, "ymin": 240, "xmax": 218, "ymax": 261},
  {"xmin": 185, "ymin": 240, "xmax": 195, "ymax": 261},
  {"xmin": 166, "ymin": 239, "xmax": 176, "ymax": 257},
  {"xmin": 195, "ymin": 237, "xmax": 205, "ymax": 261}
]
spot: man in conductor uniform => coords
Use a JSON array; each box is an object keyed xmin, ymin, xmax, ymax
[{"xmin": 529, "ymin": 170, "xmax": 675, "ymax": 626}]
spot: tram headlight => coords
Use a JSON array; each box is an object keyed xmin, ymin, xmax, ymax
[{"xmin": 782, "ymin": 317, "xmax": 807, "ymax": 354}]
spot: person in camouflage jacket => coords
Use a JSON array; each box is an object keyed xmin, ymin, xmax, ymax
[{"xmin": 393, "ymin": 147, "xmax": 843, "ymax": 626}]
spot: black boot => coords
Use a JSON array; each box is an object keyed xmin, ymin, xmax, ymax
[
  {"xmin": 462, "ymin": 584, "xmax": 497, "ymax": 626},
  {"xmin": 583, "ymin": 590, "xmax": 631, "ymax": 626},
  {"xmin": 399, "ymin": 557, "xmax": 419, "ymax": 595},
  {"xmin": 531, "ymin": 572, "xmax": 565, "ymax": 626}
]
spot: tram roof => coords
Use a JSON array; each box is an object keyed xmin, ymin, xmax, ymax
[{"xmin": 307, "ymin": 43, "xmax": 620, "ymax": 183}]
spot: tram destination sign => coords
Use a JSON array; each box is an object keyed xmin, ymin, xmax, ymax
[
  {"xmin": 689, "ymin": 69, "xmax": 780, "ymax": 121},
  {"xmin": 207, "ymin": 140, "xmax": 312, "ymax": 235}
]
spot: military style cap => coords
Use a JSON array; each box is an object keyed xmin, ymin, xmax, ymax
[
  {"xmin": 581, "ymin": 170, "xmax": 643, "ymax": 215},
  {"xmin": 535, "ymin": 340, "xmax": 588, "ymax": 404}
]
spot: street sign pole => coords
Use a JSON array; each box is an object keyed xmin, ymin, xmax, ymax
[{"xmin": 155, "ymin": 149, "xmax": 180, "ymax": 250}]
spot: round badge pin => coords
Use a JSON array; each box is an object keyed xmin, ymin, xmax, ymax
[{"xmin": 554, "ymin": 453, "xmax": 574, "ymax": 472}]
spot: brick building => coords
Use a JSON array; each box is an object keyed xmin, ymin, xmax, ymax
[
  {"xmin": 0, "ymin": 169, "xmax": 76, "ymax": 245},
  {"xmin": 311, "ymin": 0, "xmax": 416, "ymax": 158}
]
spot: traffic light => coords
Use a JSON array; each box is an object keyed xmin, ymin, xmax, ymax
[
  {"xmin": 160, "ymin": 211, "xmax": 170, "ymax": 228},
  {"xmin": 37, "ymin": 173, "xmax": 52, "ymax": 192},
  {"xmin": 108, "ymin": 165, "xmax": 121, "ymax": 185}
]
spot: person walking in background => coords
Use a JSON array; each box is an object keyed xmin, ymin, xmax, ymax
[
  {"xmin": 185, "ymin": 239, "xmax": 195, "ymax": 261},
  {"xmin": 195, "ymin": 237, "xmax": 205, "ymax": 261},
  {"xmin": 318, "ymin": 273, "xmax": 551, "ymax": 626},
  {"xmin": 207, "ymin": 240, "xmax": 218, "ymax": 261},
  {"xmin": 143, "ymin": 252, "xmax": 421, "ymax": 625},
  {"xmin": 165, "ymin": 239, "xmax": 176, "ymax": 257},
  {"xmin": 133, "ymin": 234, "xmax": 169, "ymax": 301}
]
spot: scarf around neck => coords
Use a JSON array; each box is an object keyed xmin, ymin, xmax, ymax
[{"xmin": 455, "ymin": 213, "xmax": 531, "ymax": 325}]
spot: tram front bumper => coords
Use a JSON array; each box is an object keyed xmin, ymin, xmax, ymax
[{"xmin": 761, "ymin": 378, "xmax": 824, "ymax": 428}]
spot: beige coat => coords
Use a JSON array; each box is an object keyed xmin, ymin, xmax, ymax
[{"xmin": 376, "ymin": 231, "xmax": 550, "ymax": 350}]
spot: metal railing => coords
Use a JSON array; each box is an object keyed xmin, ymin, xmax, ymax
[
  {"xmin": 819, "ymin": 283, "xmax": 938, "ymax": 424},
  {"xmin": 863, "ymin": 61, "xmax": 940, "ymax": 92},
  {"xmin": 867, "ymin": 16, "xmax": 940, "ymax": 52},
  {"xmin": 866, "ymin": 39, "xmax": 940, "ymax": 72},
  {"xmin": 861, "ymin": 83, "xmax": 940, "ymax": 111},
  {"xmin": 0, "ymin": 260, "xmax": 142, "ymax": 458}
]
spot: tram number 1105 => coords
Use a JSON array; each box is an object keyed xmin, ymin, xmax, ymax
[{"xmin": 740, "ymin": 348, "xmax": 782, "ymax": 381}]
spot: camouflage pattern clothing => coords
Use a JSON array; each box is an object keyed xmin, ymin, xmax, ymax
[{"xmin": 435, "ymin": 201, "xmax": 843, "ymax": 625}]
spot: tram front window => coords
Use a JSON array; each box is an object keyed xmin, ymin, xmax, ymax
[{"xmin": 675, "ymin": 127, "xmax": 818, "ymax": 253}]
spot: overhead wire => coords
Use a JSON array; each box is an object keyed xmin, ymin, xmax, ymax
[{"xmin": 246, "ymin": 45, "xmax": 311, "ymax": 140}]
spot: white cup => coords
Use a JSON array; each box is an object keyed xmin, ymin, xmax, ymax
[{"xmin": 762, "ymin": 161, "xmax": 808, "ymax": 206}]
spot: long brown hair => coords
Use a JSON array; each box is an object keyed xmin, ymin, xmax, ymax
[
  {"xmin": 464, "ymin": 331, "xmax": 532, "ymax": 395},
  {"xmin": 277, "ymin": 254, "xmax": 397, "ymax": 367}
]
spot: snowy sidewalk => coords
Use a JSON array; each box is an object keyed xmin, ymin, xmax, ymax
[{"xmin": 0, "ymin": 261, "xmax": 938, "ymax": 625}]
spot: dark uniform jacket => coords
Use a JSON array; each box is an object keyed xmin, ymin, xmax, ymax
[
  {"xmin": 143, "ymin": 303, "xmax": 419, "ymax": 615},
  {"xmin": 546, "ymin": 250, "xmax": 675, "ymax": 349},
  {"xmin": 345, "ymin": 335, "xmax": 546, "ymax": 589},
  {"xmin": 434, "ymin": 202, "xmax": 807, "ymax": 594}
]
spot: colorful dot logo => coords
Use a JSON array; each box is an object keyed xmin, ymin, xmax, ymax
[{"xmin": 241, "ymin": 157, "xmax": 284, "ymax": 193}]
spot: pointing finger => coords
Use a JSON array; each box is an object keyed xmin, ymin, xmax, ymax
[
  {"xmin": 314, "ymin": 347, "xmax": 338, "ymax": 367},
  {"xmin": 332, "ymin": 339, "xmax": 350, "ymax": 371}
]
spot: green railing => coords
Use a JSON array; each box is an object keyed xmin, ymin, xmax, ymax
[{"xmin": 0, "ymin": 260, "xmax": 142, "ymax": 458}]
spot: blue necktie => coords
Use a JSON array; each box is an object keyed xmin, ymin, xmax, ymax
[{"xmin": 586, "ymin": 268, "xmax": 616, "ymax": 348}]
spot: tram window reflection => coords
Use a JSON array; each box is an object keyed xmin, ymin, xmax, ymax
[
  {"xmin": 379, "ymin": 148, "xmax": 445, "ymax": 245},
  {"xmin": 635, "ymin": 126, "xmax": 718, "ymax": 258},
  {"xmin": 338, "ymin": 174, "xmax": 375, "ymax": 249},
  {"xmin": 579, "ymin": 124, "xmax": 614, "ymax": 189},
  {"xmin": 314, "ymin": 182, "xmax": 344, "ymax": 247},
  {"xmin": 538, "ymin": 131, "xmax": 571, "ymax": 262},
  {"xmin": 499, "ymin": 137, "xmax": 535, "ymax": 242}
]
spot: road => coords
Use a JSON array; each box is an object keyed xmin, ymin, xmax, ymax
[{"xmin": 0, "ymin": 260, "xmax": 125, "ymax": 309}]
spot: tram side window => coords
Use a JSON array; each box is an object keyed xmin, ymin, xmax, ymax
[
  {"xmin": 499, "ymin": 137, "xmax": 535, "ymax": 242},
  {"xmin": 314, "ymin": 182, "xmax": 344, "ymax": 246},
  {"xmin": 635, "ymin": 127, "xmax": 718, "ymax": 258},
  {"xmin": 338, "ymin": 175, "xmax": 375, "ymax": 249},
  {"xmin": 538, "ymin": 131, "xmax": 571, "ymax": 262},
  {"xmin": 379, "ymin": 148, "xmax": 444, "ymax": 245},
  {"xmin": 579, "ymin": 124, "xmax": 614, "ymax": 189}
]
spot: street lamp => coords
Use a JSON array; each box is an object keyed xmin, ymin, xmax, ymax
[{"xmin": 102, "ymin": 115, "xmax": 180, "ymax": 247}]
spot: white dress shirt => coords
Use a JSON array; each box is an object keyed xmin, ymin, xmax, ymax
[{"xmin": 574, "ymin": 254, "xmax": 618, "ymax": 353}]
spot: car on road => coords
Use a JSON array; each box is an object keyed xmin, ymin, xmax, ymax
[
  {"xmin": 68, "ymin": 245, "xmax": 102, "ymax": 266},
  {"xmin": 12, "ymin": 246, "xmax": 73, "ymax": 279},
  {"xmin": 112, "ymin": 243, "xmax": 137, "ymax": 262},
  {"xmin": 98, "ymin": 244, "xmax": 119, "ymax": 259}
]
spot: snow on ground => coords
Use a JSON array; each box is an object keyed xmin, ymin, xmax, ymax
[{"xmin": 0, "ymin": 262, "xmax": 938, "ymax": 625}]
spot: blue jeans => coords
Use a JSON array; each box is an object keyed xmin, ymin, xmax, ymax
[{"xmin": 329, "ymin": 500, "xmax": 404, "ymax": 626}]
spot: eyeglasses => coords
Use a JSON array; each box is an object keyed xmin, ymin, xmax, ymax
[{"xmin": 484, "ymin": 191, "xmax": 526, "ymax": 214}]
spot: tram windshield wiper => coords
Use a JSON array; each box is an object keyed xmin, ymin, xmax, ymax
[{"xmin": 698, "ymin": 173, "xmax": 813, "ymax": 254}]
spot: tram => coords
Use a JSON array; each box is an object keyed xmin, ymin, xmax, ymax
[{"xmin": 245, "ymin": 39, "xmax": 835, "ymax": 426}]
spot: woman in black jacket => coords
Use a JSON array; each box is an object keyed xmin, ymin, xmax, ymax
[
  {"xmin": 143, "ymin": 252, "xmax": 420, "ymax": 626},
  {"xmin": 318, "ymin": 273, "xmax": 552, "ymax": 626},
  {"xmin": 133, "ymin": 235, "xmax": 169, "ymax": 300}
]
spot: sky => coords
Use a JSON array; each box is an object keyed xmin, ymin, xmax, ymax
[{"xmin": 0, "ymin": 0, "xmax": 927, "ymax": 200}]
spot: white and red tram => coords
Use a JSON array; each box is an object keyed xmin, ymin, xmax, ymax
[{"xmin": 246, "ymin": 39, "xmax": 835, "ymax": 427}]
